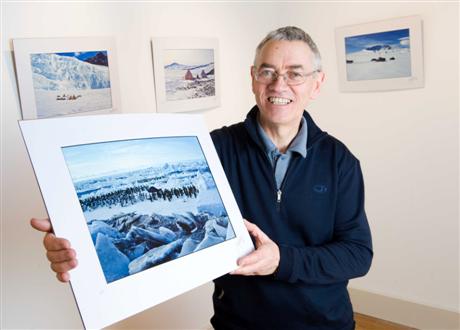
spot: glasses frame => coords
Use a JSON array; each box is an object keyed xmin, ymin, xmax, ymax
[{"xmin": 252, "ymin": 66, "xmax": 319, "ymax": 86}]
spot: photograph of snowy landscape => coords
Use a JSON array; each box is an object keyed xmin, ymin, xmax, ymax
[
  {"xmin": 163, "ymin": 49, "xmax": 215, "ymax": 101},
  {"xmin": 30, "ymin": 50, "xmax": 112, "ymax": 118},
  {"xmin": 344, "ymin": 28, "xmax": 411, "ymax": 81},
  {"xmin": 61, "ymin": 136, "xmax": 235, "ymax": 283}
]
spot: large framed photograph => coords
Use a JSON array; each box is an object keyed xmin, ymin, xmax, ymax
[
  {"xmin": 152, "ymin": 38, "xmax": 220, "ymax": 113},
  {"xmin": 13, "ymin": 37, "xmax": 120, "ymax": 119},
  {"xmin": 19, "ymin": 114, "xmax": 253, "ymax": 329},
  {"xmin": 335, "ymin": 16, "xmax": 424, "ymax": 92}
]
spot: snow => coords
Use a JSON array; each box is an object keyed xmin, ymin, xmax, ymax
[
  {"xmin": 164, "ymin": 62, "xmax": 215, "ymax": 101},
  {"xmin": 346, "ymin": 49, "xmax": 411, "ymax": 81},
  {"xmin": 34, "ymin": 88, "xmax": 112, "ymax": 118}
]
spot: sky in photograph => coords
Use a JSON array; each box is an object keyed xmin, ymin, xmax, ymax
[
  {"xmin": 62, "ymin": 136, "xmax": 205, "ymax": 180},
  {"xmin": 55, "ymin": 50, "xmax": 107, "ymax": 61},
  {"xmin": 164, "ymin": 49, "xmax": 214, "ymax": 66},
  {"xmin": 345, "ymin": 28, "xmax": 410, "ymax": 54}
]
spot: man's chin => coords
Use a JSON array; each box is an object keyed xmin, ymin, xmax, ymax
[
  {"xmin": 259, "ymin": 106, "xmax": 301, "ymax": 126},
  {"xmin": 260, "ymin": 114, "xmax": 300, "ymax": 128}
]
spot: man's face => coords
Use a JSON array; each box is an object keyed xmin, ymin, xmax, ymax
[{"xmin": 251, "ymin": 40, "xmax": 324, "ymax": 129}]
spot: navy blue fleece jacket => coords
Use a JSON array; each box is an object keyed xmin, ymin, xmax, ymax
[{"xmin": 209, "ymin": 106, "xmax": 373, "ymax": 330}]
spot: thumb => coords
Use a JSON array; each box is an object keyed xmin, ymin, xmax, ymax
[
  {"xmin": 244, "ymin": 220, "xmax": 270, "ymax": 245},
  {"xmin": 30, "ymin": 218, "xmax": 53, "ymax": 233}
]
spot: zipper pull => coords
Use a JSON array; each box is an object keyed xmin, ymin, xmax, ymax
[{"xmin": 277, "ymin": 189, "xmax": 282, "ymax": 203}]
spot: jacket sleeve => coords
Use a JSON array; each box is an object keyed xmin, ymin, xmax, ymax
[{"xmin": 274, "ymin": 160, "xmax": 373, "ymax": 285}]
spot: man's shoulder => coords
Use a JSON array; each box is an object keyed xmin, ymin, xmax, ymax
[
  {"xmin": 314, "ymin": 132, "xmax": 361, "ymax": 172},
  {"xmin": 303, "ymin": 111, "xmax": 355, "ymax": 160},
  {"xmin": 210, "ymin": 121, "xmax": 247, "ymax": 146}
]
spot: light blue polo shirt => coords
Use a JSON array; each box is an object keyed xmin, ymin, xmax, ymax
[{"xmin": 256, "ymin": 117, "xmax": 308, "ymax": 189}]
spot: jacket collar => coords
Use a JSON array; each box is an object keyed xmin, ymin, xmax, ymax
[
  {"xmin": 256, "ymin": 116, "xmax": 308, "ymax": 158},
  {"xmin": 244, "ymin": 105, "xmax": 327, "ymax": 152}
]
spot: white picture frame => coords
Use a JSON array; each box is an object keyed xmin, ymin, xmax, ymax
[
  {"xmin": 19, "ymin": 113, "xmax": 253, "ymax": 329},
  {"xmin": 152, "ymin": 37, "xmax": 220, "ymax": 113},
  {"xmin": 335, "ymin": 15, "xmax": 424, "ymax": 92},
  {"xmin": 13, "ymin": 37, "xmax": 121, "ymax": 119}
]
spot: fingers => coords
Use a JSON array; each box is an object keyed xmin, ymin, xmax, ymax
[
  {"xmin": 231, "ymin": 249, "xmax": 277, "ymax": 276},
  {"xmin": 232, "ymin": 219, "xmax": 280, "ymax": 276},
  {"xmin": 30, "ymin": 217, "xmax": 76, "ymax": 283},
  {"xmin": 237, "ymin": 249, "xmax": 263, "ymax": 267},
  {"xmin": 30, "ymin": 218, "xmax": 53, "ymax": 233},
  {"xmin": 43, "ymin": 232, "xmax": 71, "ymax": 251},
  {"xmin": 50, "ymin": 259, "xmax": 78, "ymax": 274},
  {"xmin": 46, "ymin": 248, "xmax": 76, "ymax": 263},
  {"xmin": 243, "ymin": 219, "xmax": 258, "ymax": 233},
  {"xmin": 44, "ymin": 235, "xmax": 77, "ymax": 277},
  {"xmin": 56, "ymin": 272, "xmax": 71, "ymax": 283},
  {"xmin": 244, "ymin": 219, "xmax": 269, "ymax": 243},
  {"xmin": 231, "ymin": 239, "xmax": 280, "ymax": 276},
  {"xmin": 231, "ymin": 262, "xmax": 264, "ymax": 276}
]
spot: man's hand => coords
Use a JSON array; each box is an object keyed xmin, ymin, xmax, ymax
[
  {"xmin": 231, "ymin": 220, "xmax": 280, "ymax": 276},
  {"xmin": 30, "ymin": 218, "xmax": 78, "ymax": 282}
]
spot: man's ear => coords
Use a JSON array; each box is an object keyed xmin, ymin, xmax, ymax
[
  {"xmin": 310, "ymin": 71, "xmax": 325, "ymax": 100},
  {"xmin": 250, "ymin": 66, "xmax": 256, "ymax": 94}
]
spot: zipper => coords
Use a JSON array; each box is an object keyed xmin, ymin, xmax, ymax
[
  {"xmin": 276, "ymin": 189, "xmax": 282, "ymax": 211},
  {"xmin": 275, "ymin": 158, "xmax": 295, "ymax": 212},
  {"xmin": 272, "ymin": 132, "xmax": 328, "ymax": 211},
  {"xmin": 272, "ymin": 155, "xmax": 282, "ymax": 211},
  {"xmin": 252, "ymin": 125, "xmax": 329, "ymax": 212}
]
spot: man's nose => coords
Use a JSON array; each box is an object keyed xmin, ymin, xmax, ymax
[{"xmin": 269, "ymin": 73, "xmax": 289, "ymax": 90}]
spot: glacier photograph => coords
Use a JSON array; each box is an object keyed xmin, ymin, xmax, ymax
[
  {"xmin": 163, "ymin": 49, "xmax": 215, "ymax": 101},
  {"xmin": 61, "ymin": 136, "xmax": 235, "ymax": 283},
  {"xmin": 30, "ymin": 50, "xmax": 112, "ymax": 118},
  {"xmin": 344, "ymin": 28, "xmax": 411, "ymax": 81}
]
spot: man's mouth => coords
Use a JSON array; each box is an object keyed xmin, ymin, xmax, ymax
[{"xmin": 268, "ymin": 97, "xmax": 293, "ymax": 105}]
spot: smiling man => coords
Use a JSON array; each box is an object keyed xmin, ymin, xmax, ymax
[
  {"xmin": 209, "ymin": 26, "xmax": 373, "ymax": 329},
  {"xmin": 31, "ymin": 26, "xmax": 372, "ymax": 329},
  {"xmin": 251, "ymin": 39, "xmax": 322, "ymax": 144}
]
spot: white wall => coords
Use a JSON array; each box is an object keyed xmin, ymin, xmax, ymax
[
  {"xmin": 1, "ymin": 2, "xmax": 458, "ymax": 329},
  {"xmin": 303, "ymin": 2, "xmax": 459, "ymax": 313}
]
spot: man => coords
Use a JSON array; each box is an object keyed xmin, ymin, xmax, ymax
[{"xmin": 32, "ymin": 26, "xmax": 373, "ymax": 329}]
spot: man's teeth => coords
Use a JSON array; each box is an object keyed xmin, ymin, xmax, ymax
[{"xmin": 268, "ymin": 97, "xmax": 292, "ymax": 105}]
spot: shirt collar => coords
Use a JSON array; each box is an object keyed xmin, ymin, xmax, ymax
[{"xmin": 256, "ymin": 116, "xmax": 308, "ymax": 158}]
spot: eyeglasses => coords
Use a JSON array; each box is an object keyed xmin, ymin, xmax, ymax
[{"xmin": 253, "ymin": 67, "xmax": 319, "ymax": 86}]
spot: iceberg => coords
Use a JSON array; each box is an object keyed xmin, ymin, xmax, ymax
[
  {"xmin": 95, "ymin": 233, "xmax": 129, "ymax": 283},
  {"xmin": 88, "ymin": 220, "xmax": 123, "ymax": 244},
  {"xmin": 129, "ymin": 238, "xmax": 185, "ymax": 274}
]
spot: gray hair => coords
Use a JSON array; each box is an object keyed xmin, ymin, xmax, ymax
[{"xmin": 254, "ymin": 26, "xmax": 322, "ymax": 71}]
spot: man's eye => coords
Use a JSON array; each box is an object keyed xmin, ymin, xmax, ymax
[
  {"xmin": 260, "ymin": 70, "xmax": 274, "ymax": 78},
  {"xmin": 288, "ymin": 71, "xmax": 303, "ymax": 79}
]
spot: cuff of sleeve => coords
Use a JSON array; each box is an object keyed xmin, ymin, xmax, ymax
[{"xmin": 273, "ymin": 245, "xmax": 294, "ymax": 282}]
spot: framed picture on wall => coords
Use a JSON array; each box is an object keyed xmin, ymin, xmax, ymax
[
  {"xmin": 19, "ymin": 113, "xmax": 254, "ymax": 329},
  {"xmin": 335, "ymin": 15, "xmax": 424, "ymax": 92},
  {"xmin": 13, "ymin": 37, "xmax": 121, "ymax": 119},
  {"xmin": 152, "ymin": 37, "xmax": 220, "ymax": 113}
]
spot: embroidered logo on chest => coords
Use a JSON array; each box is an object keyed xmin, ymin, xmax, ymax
[{"xmin": 313, "ymin": 184, "xmax": 328, "ymax": 194}]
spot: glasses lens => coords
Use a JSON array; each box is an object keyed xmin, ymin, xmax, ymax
[
  {"xmin": 255, "ymin": 68, "xmax": 315, "ymax": 85},
  {"xmin": 256, "ymin": 69, "xmax": 275, "ymax": 83},
  {"xmin": 286, "ymin": 71, "xmax": 305, "ymax": 85}
]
